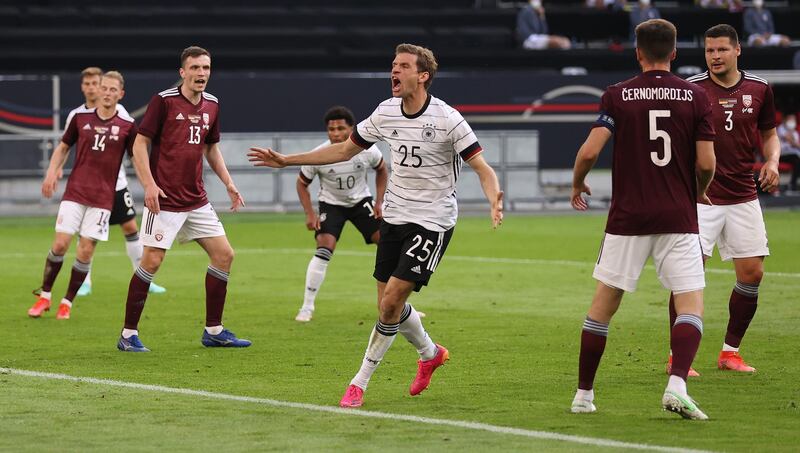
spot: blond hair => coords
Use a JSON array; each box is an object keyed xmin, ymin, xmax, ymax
[
  {"xmin": 395, "ymin": 43, "xmax": 438, "ymax": 89},
  {"xmin": 81, "ymin": 67, "xmax": 102, "ymax": 81},
  {"xmin": 102, "ymin": 70, "xmax": 125, "ymax": 88}
]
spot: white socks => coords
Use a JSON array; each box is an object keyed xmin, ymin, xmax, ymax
[
  {"xmin": 59, "ymin": 299, "xmax": 72, "ymax": 308},
  {"xmin": 40, "ymin": 291, "xmax": 52, "ymax": 301},
  {"xmin": 121, "ymin": 328, "xmax": 138, "ymax": 339},
  {"xmin": 350, "ymin": 324, "xmax": 397, "ymax": 390},
  {"xmin": 722, "ymin": 343, "xmax": 739, "ymax": 352},
  {"xmin": 205, "ymin": 325, "xmax": 223, "ymax": 335},
  {"xmin": 302, "ymin": 255, "xmax": 329, "ymax": 311},
  {"xmin": 399, "ymin": 303, "xmax": 437, "ymax": 360},
  {"xmin": 667, "ymin": 375, "xmax": 688, "ymax": 397},
  {"xmin": 574, "ymin": 388, "xmax": 594, "ymax": 402},
  {"xmin": 126, "ymin": 234, "xmax": 143, "ymax": 270}
]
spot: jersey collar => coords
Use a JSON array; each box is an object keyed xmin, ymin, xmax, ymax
[
  {"xmin": 401, "ymin": 93, "xmax": 431, "ymax": 119},
  {"xmin": 709, "ymin": 70, "xmax": 745, "ymax": 91}
]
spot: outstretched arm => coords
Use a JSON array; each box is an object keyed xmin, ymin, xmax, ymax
[
  {"xmin": 205, "ymin": 142, "xmax": 244, "ymax": 211},
  {"xmin": 571, "ymin": 127, "xmax": 612, "ymax": 211},
  {"xmin": 249, "ymin": 139, "xmax": 364, "ymax": 168},
  {"xmin": 466, "ymin": 154, "xmax": 503, "ymax": 228},
  {"xmin": 41, "ymin": 142, "xmax": 71, "ymax": 198}
]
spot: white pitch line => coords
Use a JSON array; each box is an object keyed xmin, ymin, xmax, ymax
[
  {"xmin": 1, "ymin": 367, "xmax": 714, "ymax": 453},
  {"xmin": 3, "ymin": 247, "xmax": 799, "ymax": 279}
]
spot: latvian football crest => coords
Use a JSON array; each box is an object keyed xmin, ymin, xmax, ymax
[{"xmin": 742, "ymin": 94, "xmax": 752, "ymax": 108}]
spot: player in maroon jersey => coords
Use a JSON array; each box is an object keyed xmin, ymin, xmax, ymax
[
  {"xmin": 29, "ymin": 71, "xmax": 136, "ymax": 320},
  {"xmin": 117, "ymin": 46, "xmax": 249, "ymax": 352},
  {"xmin": 664, "ymin": 24, "xmax": 781, "ymax": 374},
  {"xmin": 569, "ymin": 19, "xmax": 716, "ymax": 420}
]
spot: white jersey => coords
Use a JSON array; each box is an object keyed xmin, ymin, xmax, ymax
[
  {"xmin": 353, "ymin": 94, "xmax": 482, "ymax": 232},
  {"xmin": 299, "ymin": 140, "xmax": 384, "ymax": 207},
  {"xmin": 64, "ymin": 103, "xmax": 131, "ymax": 191}
]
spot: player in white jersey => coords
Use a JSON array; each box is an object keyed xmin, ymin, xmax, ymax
[
  {"xmin": 62, "ymin": 68, "xmax": 166, "ymax": 296},
  {"xmin": 294, "ymin": 106, "xmax": 388, "ymax": 322},
  {"xmin": 250, "ymin": 43, "xmax": 503, "ymax": 408}
]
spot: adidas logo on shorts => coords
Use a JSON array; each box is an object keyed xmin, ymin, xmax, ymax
[{"xmin": 411, "ymin": 265, "xmax": 421, "ymax": 274}]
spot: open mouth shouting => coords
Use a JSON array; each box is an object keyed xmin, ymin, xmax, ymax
[{"xmin": 391, "ymin": 76, "xmax": 401, "ymax": 95}]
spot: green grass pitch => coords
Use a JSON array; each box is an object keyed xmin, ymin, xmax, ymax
[{"xmin": 1, "ymin": 211, "xmax": 798, "ymax": 452}]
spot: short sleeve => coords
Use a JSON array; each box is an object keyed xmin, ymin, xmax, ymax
[
  {"xmin": 757, "ymin": 85, "xmax": 777, "ymax": 131},
  {"xmin": 125, "ymin": 123, "xmax": 138, "ymax": 156},
  {"xmin": 299, "ymin": 166, "xmax": 315, "ymax": 184},
  {"xmin": 61, "ymin": 113, "xmax": 79, "ymax": 146},
  {"xmin": 351, "ymin": 106, "xmax": 382, "ymax": 149},
  {"xmin": 693, "ymin": 88, "xmax": 716, "ymax": 142},
  {"xmin": 367, "ymin": 146, "xmax": 384, "ymax": 168},
  {"xmin": 448, "ymin": 109, "xmax": 482, "ymax": 161},
  {"xmin": 592, "ymin": 90, "xmax": 616, "ymax": 133},
  {"xmin": 206, "ymin": 106, "xmax": 220, "ymax": 144},
  {"xmin": 138, "ymin": 95, "xmax": 166, "ymax": 139}
]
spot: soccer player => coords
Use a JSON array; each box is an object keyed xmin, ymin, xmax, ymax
[
  {"xmin": 249, "ymin": 43, "xmax": 503, "ymax": 408},
  {"xmin": 665, "ymin": 24, "xmax": 780, "ymax": 374},
  {"xmin": 569, "ymin": 19, "xmax": 716, "ymax": 420},
  {"xmin": 28, "ymin": 71, "xmax": 137, "ymax": 320},
  {"xmin": 117, "ymin": 46, "xmax": 249, "ymax": 352},
  {"xmin": 63, "ymin": 67, "xmax": 166, "ymax": 297},
  {"xmin": 294, "ymin": 106, "xmax": 388, "ymax": 322}
]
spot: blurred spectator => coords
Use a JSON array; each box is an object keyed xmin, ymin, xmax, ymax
[
  {"xmin": 586, "ymin": 0, "xmax": 626, "ymax": 10},
  {"xmin": 778, "ymin": 113, "xmax": 800, "ymax": 192},
  {"xmin": 629, "ymin": 0, "xmax": 660, "ymax": 41},
  {"xmin": 516, "ymin": 1, "xmax": 571, "ymax": 50},
  {"xmin": 696, "ymin": 0, "xmax": 742, "ymax": 12},
  {"xmin": 744, "ymin": 0, "xmax": 790, "ymax": 47}
]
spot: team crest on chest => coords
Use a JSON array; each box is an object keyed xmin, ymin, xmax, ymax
[
  {"xmin": 202, "ymin": 112, "xmax": 210, "ymax": 129},
  {"xmin": 421, "ymin": 123, "xmax": 436, "ymax": 142},
  {"xmin": 110, "ymin": 125, "xmax": 120, "ymax": 141},
  {"xmin": 742, "ymin": 95, "xmax": 752, "ymax": 108}
]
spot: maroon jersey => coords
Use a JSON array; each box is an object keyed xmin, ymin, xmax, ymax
[
  {"xmin": 687, "ymin": 71, "xmax": 776, "ymax": 205},
  {"xmin": 61, "ymin": 106, "xmax": 136, "ymax": 211},
  {"xmin": 138, "ymin": 87, "xmax": 221, "ymax": 212},
  {"xmin": 593, "ymin": 70, "xmax": 715, "ymax": 235}
]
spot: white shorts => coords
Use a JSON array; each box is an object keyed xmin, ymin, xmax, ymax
[
  {"xmin": 593, "ymin": 233, "xmax": 705, "ymax": 294},
  {"xmin": 522, "ymin": 34, "xmax": 549, "ymax": 50},
  {"xmin": 55, "ymin": 201, "xmax": 110, "ymax": 241},
  {"xmin": 141, "ymin": 203, "xmax": 226, "ymax": 249},
  {"xmin": 698, "ymin": 200, "xmax": 769, "ymax": 261}
]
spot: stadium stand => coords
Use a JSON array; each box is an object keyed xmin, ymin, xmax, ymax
[{"xmin": 1, "ymin": 1, "xmax": 798, "ymax": 71}]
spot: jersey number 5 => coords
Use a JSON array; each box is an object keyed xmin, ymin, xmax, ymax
[
  {"xmin": 648, "ymin": 110, "xmax": 671, "ymax": 167},
  {"xmin": 188, "ymin": 125, "xmax": 202, "ymax": 144}
]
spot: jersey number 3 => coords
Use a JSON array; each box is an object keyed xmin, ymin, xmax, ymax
[{"xmin": 648, "ymin": 110, "xmax": 671, "ymax": 167}]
